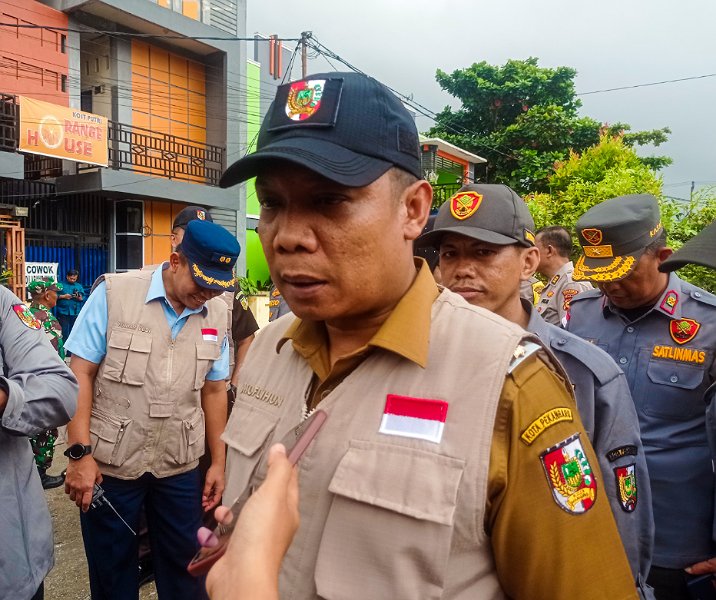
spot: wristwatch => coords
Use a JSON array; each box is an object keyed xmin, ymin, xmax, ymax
[{"xmin": 64, "ymin": 443, "xmax": 92, "ymax": 460}]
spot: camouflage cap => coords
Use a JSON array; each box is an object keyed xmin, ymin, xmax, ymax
[{"xmin": 28, "ymin": 277, "xmax": 63, "ymax": 295}]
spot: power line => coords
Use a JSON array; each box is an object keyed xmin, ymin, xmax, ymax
[{"xmin": 578, "ymin": 73, "xmax": 716, "ymax": 96}]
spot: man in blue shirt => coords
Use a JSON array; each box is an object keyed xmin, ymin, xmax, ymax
[
  {"xmin": 64, "ymin": 220, "xmax": 239, "ymax": 600},
  {"xmin": 55, "ymin": 269, "xmax": 84, "ymax": 343}
]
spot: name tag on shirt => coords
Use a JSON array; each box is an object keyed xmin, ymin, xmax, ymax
[
  {"xmin": 379, "ymin": 394, "xmax": 448, "ymax": 444},
  {"xmin": 201, "ymin": 328, "xmax": 218, "ymax": 342}
]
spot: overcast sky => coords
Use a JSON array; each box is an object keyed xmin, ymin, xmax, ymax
[{"xmin": 247, "ymin": 0, "xmax": 716, "ymax": 201}]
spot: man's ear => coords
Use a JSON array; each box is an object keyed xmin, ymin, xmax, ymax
[
  {"xmin": 169, "ymin": 252, "xmax": 181, "ymax": 271},
  {"xmin": 404, "ymin": 180, "xmax": 433, "ymax": 241},
  {"xmin": 656, "ymin": 247, "xmax": 674, "ymax": 264},
  {"xmin": 521, "ymin": 246, "xmax": 541, "ymax": 280}
]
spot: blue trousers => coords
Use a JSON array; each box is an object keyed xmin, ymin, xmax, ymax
[
  {"xmin": 57, "ymin": 313, "xmax": 77, "ymax": 342},
  {"xmin": 79, "ymin": 468, "xmax": 207, "ymax": 600}
]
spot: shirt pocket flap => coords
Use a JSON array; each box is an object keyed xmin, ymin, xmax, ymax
[
  {"xmin": 129, "ymin": 333, "xmax": 152, "ymax": 353},
  {"xmin": 90, "ymin": 410, "xmax": 122, "ymax": 442},
  {"xmin": 107, "ymin": 329, "xmax": 132, "ymax": 350},
  {"xmin": 222, "ymin": 401, "xmax": 277, "ymax": 457},
  {"xmin": 647, "ymin": 358, "xmax": 705, "ymax": 390},
  {"xmin": 196, "ymin": 341, "xmax": 221, "ymax": 361},
  {"xmin": 328, "ymin": 440, "xmax": 465, "ymax": 526}
]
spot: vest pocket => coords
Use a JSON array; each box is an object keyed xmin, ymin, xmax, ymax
[
  {"xmin": 178, "ymin": 408, "xmax": 206, "ymax": 465},
  {"xmin": 102, "ymin": 329, "xmax": 151, "ymax": 385},
  {"xmin": 102, "ymin": 330, "xmax": 132, "ymax": 382},
  {"xmin": 89, "ymin": 408, "xmax": 134, "ymax": 467},
  {"xmin": 315, "ymin": 440, "xmax": 464, "ymax": 600},
  {"xmin": 195, "ymin": 342, "xmax": 221, "ymax": 390},
  {"xmin": 123, "ymin": 333, "xmax": 152, "ymax": 385}
]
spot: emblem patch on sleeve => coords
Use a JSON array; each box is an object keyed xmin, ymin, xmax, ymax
[
  {"xmin": 605, "ymin": 445, "xmax": 638, "ymax": 462},
  {"xmin": 540, "ymin": 433, "xmax": 597, "ymax": 515},
  {"xmin": 614, "ymin": 464, "xmax": 637, "ymax": 512},
  {"xmin": 520, "ymin": 407, "xmax": 573, "ymax": 445},
  {"xmin": 670, "ymin": 318, "xmax": 700, "ymax": 345},
  {"xmin": 12, "ymin": 304, "xmax": 41, "ymax": 330}
]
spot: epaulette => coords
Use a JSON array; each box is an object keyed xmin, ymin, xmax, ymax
[
  {"xmin": 508, "ymin": 340, "xmax": 542, "ymax": 374},
  {"xmin": 689, "ymin": 288, "xmax": 716, "ymax": 309},
  {"xmin": 567, "ymin": 288, "xmax": 602, "ymax": 304},
  {"xmin": 549, "ymin": 332, "xmax": 620, "ymax": 386}
]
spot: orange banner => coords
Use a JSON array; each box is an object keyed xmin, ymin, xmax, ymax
[{"xmin": 19, "ymin": 96, "xmax": 108, "ymax": 166}]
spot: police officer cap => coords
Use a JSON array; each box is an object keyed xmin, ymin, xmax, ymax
[
  {"xmin": 173, "ymin": 206, "xmax": 213, "ymax": 230},
  {"xmin": 180, "ymin": 220, "xmax": 240, "ymax": 291},
  {"xmin": 416, "ymin": 184, "xmax": 536, "ymax": 249},
  {"xmin": 219, "ymin": 72, "xmax": 421, "ymax": 188},
  {"xmin": 573, "ymin": 194, "xmax": 663, "ymax": 283},
  {"xmin": 660, "ymin": 219, "xmax": 716, "ymax": 272},
  {"xmin": 28, "ymin": 277, "xmax": 63, "ymax": 295}
]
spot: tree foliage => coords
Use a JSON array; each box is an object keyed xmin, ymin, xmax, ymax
[
  {"xmin": 429, "ymin": 58, "xmax": 671, "ymax": 193},
  {"xmin": 527, "ymin": 134, "xmax": 716, "ymax": 292}
]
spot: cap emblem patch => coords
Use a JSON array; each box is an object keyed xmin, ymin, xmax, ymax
[
  {"xmin": 286, "ymin": 80, "xmax": 325, "ymax": 121},
  {"xmin": 670, "ymin": 318, "xmax": 700, "ymax": 345},
  {"xmin": 582, "ymin": 228, "xmax": 603, "ymax": 245},
  {"xmin": 583, "ymin": 244, "xmax": 613, "ymax": 258},
  {"xmin": 449, "ymin": 191, "xmax": 483, "ymax": 220},
  {"xmin": 541, "ymin": 433, "xmax": 597, "ymax": 514},
  {"xmin": 614, "ymin": 464, "xmax": 638, "ymax": 512},
  {"xmin": 196, "ymin": 210, "xmax": 206, "ymax": 220}
]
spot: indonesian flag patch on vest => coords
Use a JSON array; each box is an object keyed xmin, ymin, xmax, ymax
[
  {"xmin": 201, "ymin": 328, "xmax": 218, "ymax": 342},
  {"xmin": 379, "ymin": 394, "xmax": 448, "ymax": 444}
]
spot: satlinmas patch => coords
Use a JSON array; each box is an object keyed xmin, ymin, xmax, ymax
[
  {"xmin": 652, "ymin": 345, "xmax": 706, "ymax": 364},
  {"xmin": 540, "ymin": 433, "xmax": 597, "ymax": 515},
  {"xmin": 520, "ymin": 407, "xmax": 573, "ymax": 445}
]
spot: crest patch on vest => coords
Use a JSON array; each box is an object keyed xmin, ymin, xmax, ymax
[
  {"xmin": 12, "ymin": 304, "xmax": 40, "ymax": 330},
  {"xmin": 379, "ymin": 395, "xmax": 448, "ymax": 444},
  {"xmin": 614, "ymin": 463, "xmax": 638, "ymax": 512},
  {"xmin": 670, "ymin": 318, "xmax": 700, "ymax": 345},
  {"xmin": 541, "ymin": 433, "xmax": 597, "ymax": 515}
]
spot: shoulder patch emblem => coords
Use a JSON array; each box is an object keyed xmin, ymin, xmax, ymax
[
  {"xmin": 606, "ymin": 445, "xmax": 638, "ymax": 463},
  {"xmin": 614, "ymin": 463, "xmax": 638, "ymax": 512},
  {"xmin": 521, "ymin": 407, "xmax": 573, "ymax": 445},
  {"xmin": 541, "ymin": 433, "xmax": 597, "ymax": 515},
  {"xmin": 562, "ymin": 288, "xmax": 579, "ymax": 311},
  {"xmin": 670, "ymin": 318, "xmax": 700, "ymax": 345},
  {"xmin": 12, "ymin": 304, "xmax": 41, "ymax": 330},
  {"xmin": 449, "ymin": 191, "xmax": 483, "ymax": 220},
  {"xmin": 660, "ymin": 290, "xmax": 679, "ymax": 315},
  {"xmin": 581, "ymin": 228, "xmax": 603, "ymax": 246}
]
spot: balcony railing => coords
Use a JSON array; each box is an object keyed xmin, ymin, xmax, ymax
[
  {"xmin": 431, "ymin": 183, "xmax": 462, "ymax": 210},
  {"xmin": 0, "ymin": 93, "xmax": 226, "ymax": 186},
  {"xmin": 80, "ymin": 120, "xmax": 225, "ymax": 186}
]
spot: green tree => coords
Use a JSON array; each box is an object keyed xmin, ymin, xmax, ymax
[
  {"xmin": 527, "ymin": 134, "xmax": 716, "ymax": 292},
  {"xmin": 429, "ymin": 58, "xmax": 671, "ymax": 193}
]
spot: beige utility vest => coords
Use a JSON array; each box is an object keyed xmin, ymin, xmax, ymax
[
  {"xmin": 223, "ymin": 290, "xmax": 528, "ymax": 600},
  {"xmin": 91, "ymin": 269, "xmax": 226, "ymax": 480}
]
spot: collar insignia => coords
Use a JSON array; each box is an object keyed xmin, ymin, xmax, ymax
[
  {"xmin": 286, "ymin": 80, "xmax": 325, "ymax": 121},
  {"xmin": 582, "ymin": 228, "xmax": 603, "ymax": 245},
  {"xmin": 550, "ymin": 274, "xmax": 560, "ymax": 285},
  {"xmin": 449, "ymin": 191, "xmax": 483, "ymax": 220},
  {"xmin": 670, "ymin": 318, "xmax": 700, "ymax": 345},
  {"xmin": 614, "ymin": 464, "xmax": 637, "ymax": 513},
  {"xmin": 660, "ymin": 290, "xmax": 678, "ymax": 315}
]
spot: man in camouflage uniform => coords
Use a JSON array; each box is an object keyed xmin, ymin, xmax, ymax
[{"xmin": 28, "ymin": 277, "xmax": 66, "ymax": 489}]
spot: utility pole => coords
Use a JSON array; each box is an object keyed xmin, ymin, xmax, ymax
[
  {"xmin": 690, "ymin": 180, "xmax": 695, "ymax": 202},
  {"xmin": 300, "ymin": 31, "xmax": 311, "ymax": 78}
]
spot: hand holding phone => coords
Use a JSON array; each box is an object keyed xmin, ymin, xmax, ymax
[{"xmin": 188, "ymin": 410, "xmax": 327, "ymax": 577}]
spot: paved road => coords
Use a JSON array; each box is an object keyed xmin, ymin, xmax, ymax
[{"xmin": 43, "ymin": 444, "xmax": 158, "ymax": 600}]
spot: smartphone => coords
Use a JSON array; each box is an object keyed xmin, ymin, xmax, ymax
[
  {"xmin": 688, "ymin": 574, "xmax": 716, "ymax": 600},
  {"xmin": 187, "ymin": 409, "xmax": 327, "ymax": 576}
]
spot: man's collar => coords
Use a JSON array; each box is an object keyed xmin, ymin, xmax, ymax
[
  {"xmin": 523, "ymin": 297, "xmax": 549, "ymax": 336},
  {"xmin": 278, "ymin": 259, "xmax": 439, "ymax": 368},
  {"xmin": 146, "ymin": 263, "xmax": 206, "ymax": 316},
  {"xmin": 603, "ymin": 272, "xmax": 682, "ymax": 319}
]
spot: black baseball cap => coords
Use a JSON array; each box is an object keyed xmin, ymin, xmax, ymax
[
  {"xmin": 173, "ymin": 206, "xmax": 213, "ymax": 230},
  {"xmin": 416, "ymin": 184, "xmax": 536, "ymax": 249},
  {"xmin": 220, "ymin": 72, "xmax": 421, "ymax": 188},
  {"xmin": 573, "ymin": 194, "xmax": 663, "ymax": 282},
  {"xmin": 181, "ymin": 220, "xmax": 240, "ymax": 291},
  {"xmin": 660, "ymin": 219, "xmax": 716, "ymax": 272}
]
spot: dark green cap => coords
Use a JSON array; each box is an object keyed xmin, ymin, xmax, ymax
[
  {"xmin": 417, "ymin": 184, "xmax": 536, "ymax": 249},
  {"xmin": 660, "ymin": 219, "xmax": 716, "ymax": 272},
  {"xmin": 574, "ymin": 194, "xmax": 663, "ymax": 282}
]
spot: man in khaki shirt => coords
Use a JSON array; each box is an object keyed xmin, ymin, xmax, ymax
[
  {"xmin": 535, "ymin": 225, "xmax": 592, "ymax": 326},
  {"xmin": 217, "ymin": 72, "xmax": 637, "ymax": 600}
]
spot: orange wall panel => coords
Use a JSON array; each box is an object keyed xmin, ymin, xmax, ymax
[
  {"xmin": 182, "ymin": 0, "xmax": 200, "ymax": 21},
  {"xmin": 0, "ymin": 0, "xmax": 69, "ymax": 105}
]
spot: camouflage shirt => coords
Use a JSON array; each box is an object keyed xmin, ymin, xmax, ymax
[{"xmin": 30, "ymin": 303, "xmax": 65, "ymax": 360}]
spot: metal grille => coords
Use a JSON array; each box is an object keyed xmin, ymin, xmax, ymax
[
  {"xmin": 431, "ymin": 183, "xmax": 461, "ymax": 210},
  {"xmin": 208, "ymin": 0, "xmax": 238, "ymax": 35},
  {"xmin": 0, "ymin": 94, "xmax": 17, "ymax": 152}
]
